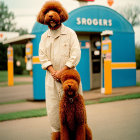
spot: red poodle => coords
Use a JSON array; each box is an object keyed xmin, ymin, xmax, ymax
[{"xmin": 60, "ymin": 69, "xmax": 92, "ymax": 140}]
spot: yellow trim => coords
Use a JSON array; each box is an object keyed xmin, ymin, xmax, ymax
[
  {"xmin": 32, "ymin": 56, "xmax": 40, "ymax": 64},
  {"xmin": 7, "ymin": 46, "xmax": 14, "ymax": 86},
  {"xmin": 32, "ymin": 56, "xmax": 136, "ymax": 70},
  {"xmin": 8, "ymin": 61, "xmax": 14, "ymax": 86},
  {"xmin": 111, "ymin": 62, "xmax": 136, "ymax": 69},
  {"xmin": 104, "ymin": 60, "xmax": 112, "ymax": 94}
]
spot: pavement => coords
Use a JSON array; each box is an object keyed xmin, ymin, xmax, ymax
[
  {"xmin": 0, "ymin": 76, "xmax": 140, "ymax": 140},
  {"xmin": 0, "ymin": 78, "xmax": 140, "ymax": 114},
  {"xmin": 0, "ymin": 99, "xmax": 140, "ymax": 140}
]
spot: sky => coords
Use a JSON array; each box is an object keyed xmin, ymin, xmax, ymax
[{"xmin": 2, "ymin": 0, "xmax": 140, "ymax": 44}]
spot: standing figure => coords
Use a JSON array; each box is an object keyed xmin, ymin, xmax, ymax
[{"xmin": 37, "ymin": 0, "xmax": 83, "ymax": 139}]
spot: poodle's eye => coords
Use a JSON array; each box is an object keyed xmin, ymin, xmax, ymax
[
  {"xmin": 53, "ymin": 9, "xmax": 60, "ymax": 14},
  {"xmin": 44, "ymin": 10, "xmax": 49, "ymax": 14},
  {"xmin": 46, "ymin": 10, "xmax": 60, "ymax": 15},
  {"xmin": 56, "ymin": 10, "xmax": 60, "ymax": 14}
]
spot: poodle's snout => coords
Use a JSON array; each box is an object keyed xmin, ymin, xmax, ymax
[{"xmin": 68, "ymin": 85, "xmax": 71, "ymax": 88}]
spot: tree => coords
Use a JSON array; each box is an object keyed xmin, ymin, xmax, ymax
[
  {"xmin": 0, "ymin": 43, "xmax": 8, "ymax": 70},
  {"xmin": 15, "ymin": 27, "xmax": 28, "ymax": 35},
  {"xmin": 116, "ymin": 5, "xmax": 140, "ymax": 70},
  {"xmin": 0, "ymin": 1, "xmax": 28, "ymax": 34},
  {"xmin": 0, "ymin": 1, "xmax": 16, "ymax": 31},
  {"xmin": 135, "ymin": 44, "xmax": 140, "ymax": 69},
  {"xmin": 0, "ymin": 1, "xmax": 28, "ymax": 74},
  {"xmin": 116, "ymin": 5, "xmax": 140, "ymax": 27}
]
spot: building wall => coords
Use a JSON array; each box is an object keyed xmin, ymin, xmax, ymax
[
  {"xmin": 111, "ymin": 32, "xmax": 135, "ymax": 63},
  {"xmin": 32, "ymin": 32, "xmax": 46, "ymax": 100},
  {"xmin": 77, "ymin": 34, "xmax": 91, "ymax": 90}
]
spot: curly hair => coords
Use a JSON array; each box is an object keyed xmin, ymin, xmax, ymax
[
  {"xmin": 61, "ymin": 69, "xmax": 81, "ymax": 85},
  {"xmin": 37, "ymin": 0, "xmax": 68, "ymax": 24}
]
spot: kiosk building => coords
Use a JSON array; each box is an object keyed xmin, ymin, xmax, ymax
[{"xmin": 31, "ymin": 5, "xmax": 136, "ymax": 100}]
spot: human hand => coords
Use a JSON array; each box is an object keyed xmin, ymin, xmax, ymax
[
  {"xmin": 55, "ymin": 70, "xmax": 62, "ymax": 81},
  {"xmin": 51, "ymin": 70, "xmax": 57, "ymax": 80},
  {"xmin": 47, "ymin": 65, "xmax": 57, "ymax": 80},
  {"xmin": 55, "ymin": 66, "xmax": 70, "ymax": 82},
  {"xmin": 55, "ymin": 71, "xmax": 61, "ymax": 79}
]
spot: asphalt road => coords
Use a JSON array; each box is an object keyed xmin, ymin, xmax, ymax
[{"xmin": 0, "ymin": 99, "xmax": 140, "ymax": 140}]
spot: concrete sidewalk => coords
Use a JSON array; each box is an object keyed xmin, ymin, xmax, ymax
[
  {"xmin": 0, "ymin": 99, "xmax": 140, "ymax": 140},
  {"xmin": 83, "ymin": 86, "xmax": 140, "ymax": 100},
  {"xmin": 0, "ymin": 85, "xmax": 140, "ymax": 114}
]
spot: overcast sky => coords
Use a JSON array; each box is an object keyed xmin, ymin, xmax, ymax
[{"xmin": 2, "ymin": 0, "xmax": 140, "ymax": 44}]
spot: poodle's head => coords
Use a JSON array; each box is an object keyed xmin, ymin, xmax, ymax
[
  {"xmin": 61, "ymin": 69, "xmax": 80, "ymax": 97},
  {"xmin": 37, "ymin": 0, "xmax": 68, "ymax": 30}
]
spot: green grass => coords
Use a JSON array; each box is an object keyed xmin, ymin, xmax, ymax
[
  {"xmin": 85, "ymin": 100, "xmax": 98, "ymax": 105},
  {"xmin": 98, "ymin": 92, "xmax": 140, "ymax": 103},
  {"xmin": 14, "ymin": 74, "xmax": 30, "ymax": 77},
  {"xmin": 136, "ymin": 82, "xmax": 140, "ymax": 86},
  {"xmin": 0, "ymin": 71, "xmax": 8, "ymax": 82},
  {"xmin": 0, "ymin": 108, "xmax": 47, "ymax": 122},
  {"xmin": 0, "ymin": 92, "xmax": 140, "ymax": 122},
  {"xmin": 0, "ymin": 99, "xmax": 27, "ymax": 105},
  {"xmin": 85, "ymin": 92, "xmax": 140, "ymax": 105}
]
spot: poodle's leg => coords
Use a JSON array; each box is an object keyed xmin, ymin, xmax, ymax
[
  {"xmin": 60, "ymin": 124, "xmax": 70, "ymax": 140},
  {"xmin": 75, "ymin": 125, "xmax": 85, "ymax": 140},
  {"xmin": 85, "ymin": 124, "xmax": 92, "ymax": 140},
  {"xmin": 52, "ymin": 132, "xmax": 60, "ymax": 140}
]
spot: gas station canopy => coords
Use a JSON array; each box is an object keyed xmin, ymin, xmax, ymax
[{"xmin": 3, "ymin": 34, "xmax": 36, "ymax": 45}]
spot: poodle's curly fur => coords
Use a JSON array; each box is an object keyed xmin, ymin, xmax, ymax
[
  {"xmin": 37, "ymin": 0, "xmax": 68, "ymax": 30},
  {"xmin": 61, "ymin": 70, "xmax": 80, "ymax": 85},
  {"xmin": 59, "ymin": 69, "xmax": 92, "ymax": 140}
]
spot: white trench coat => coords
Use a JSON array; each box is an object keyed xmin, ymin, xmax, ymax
[{"xmin": 39, "ymin": 24, "xmax": 83, "ymax": 132}]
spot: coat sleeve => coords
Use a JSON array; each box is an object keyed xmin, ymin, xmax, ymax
[
  {"xmin": 65, "ymin": 30, "xmax": 81, "ymax": 68},
  {"xmin": 39, "ymin": 33, "xmax": 52, "ymax": 70}
]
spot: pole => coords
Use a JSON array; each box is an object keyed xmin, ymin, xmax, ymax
[
  {"xmin": 101, "ymin": 30, "xmax": 113, "ymax": 95},
  {"xmin": 7, "ymin": 46, "xmax": 14, "ymax": 86}
]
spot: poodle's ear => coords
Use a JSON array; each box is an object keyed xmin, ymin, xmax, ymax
[
  {"xmin": 37, "ymin": 11, "xmax": 45, "ymax": 24},
  {"xmin": 60, "ymin": 9, "xmax": 69, "ymax": 23}
]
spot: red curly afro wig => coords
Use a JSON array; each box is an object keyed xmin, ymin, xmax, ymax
[{"xmin": 37, "ymin": 0, "xmax": 68, "ymax": 25}]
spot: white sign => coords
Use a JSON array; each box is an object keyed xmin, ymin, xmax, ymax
[
  {"xmin": 26, "ymin": 57, "xmax": 32, "ymax": 71},
  {"xmin": 95, "ymin": 41, "xmax": 101, "ymax": 47},
  {"xmin": 77, "ymin": 17, "xmax": 112, "ymax": 26},
  {"xmin": 94, "ymin": 50, "xmax": 100, "ymax": 55},
  {"xmin": 0, "ymin": 31, "xmax": 19, "ymax": 43}
]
